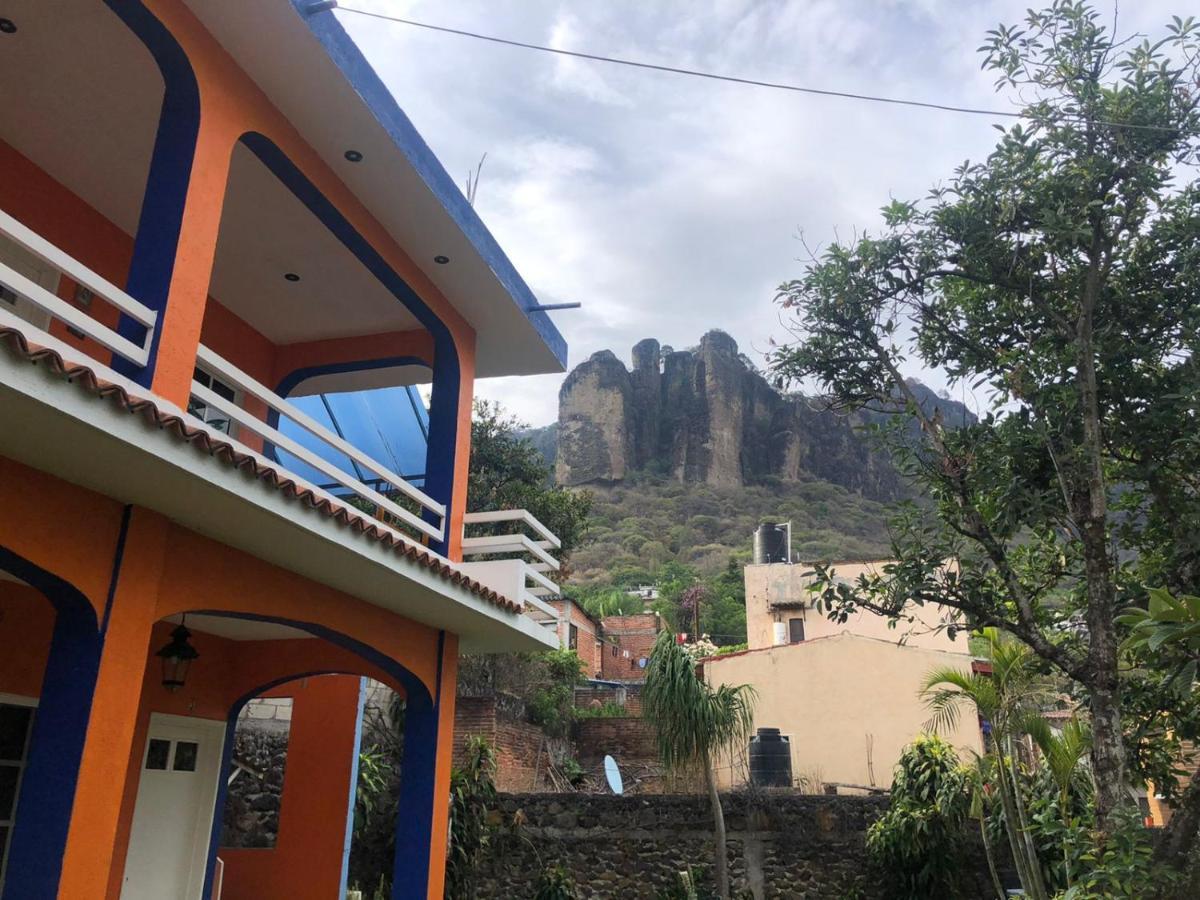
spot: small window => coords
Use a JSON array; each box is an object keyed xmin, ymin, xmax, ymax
[
  {"xmin": 188, "ymin": 367, "xmax": 237, "ymax": 435},
  {"xmin": 568, "ymin": 624, "xmax": 579, "ymax": 650},
  {"xmin": 173, "ymin": 741, "xmax": 199, "ymax": 772},
  {"xmin": 611, "ymin": 645, "xmax": 618, "ymax": 657},
  {"xmin": 0, "ymin": 700, "xmax": 37, "ymax": 890},
  {"xmin": 145, "ymin": 738, "xmax": 171, "ymax": 771},
  {"xmin": 788, "ymin": 618, "xmax": 805, "ymax": 644}
]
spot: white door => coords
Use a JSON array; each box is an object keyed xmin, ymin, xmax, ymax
[
  {"xmin": 0, "ymin": 234, "xmax": 56, "ymax": 331},
  {"xmin": 121, "ymin": 714, "xmax": 226, "ymax": 900}
]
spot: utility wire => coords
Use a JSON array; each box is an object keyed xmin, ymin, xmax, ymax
[{"xmin": 333, "ymin": 3, "xmax": 1186, "ymax": 135}]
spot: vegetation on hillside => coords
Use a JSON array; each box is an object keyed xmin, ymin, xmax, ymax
[{"xmin": 568, "ymin": 473, "xmax": 892, "ymax": 582}]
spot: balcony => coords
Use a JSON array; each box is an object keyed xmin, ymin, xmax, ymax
[{"xmin": 0, "ymin": 209, "xmax": 561, "ymax": 640}]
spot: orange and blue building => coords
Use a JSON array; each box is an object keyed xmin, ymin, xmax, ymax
[{"xmin": 0, "ymin": 2, "xmax": 567, "ymax": 897}]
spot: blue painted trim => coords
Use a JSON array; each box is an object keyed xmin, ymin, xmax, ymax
[
  {"xmin": 0, "ymin": 548, "xmax": 101, "ymax": 900},
  {"xmin": 290, "ymin": 1, "xmax": 567, "ymax": 369},
  {"xmin": 103, "ymin": 0, "xmax": 202, "ymax": 387},
  {"xmin": 238, "ymin": 132, "xmax": 460, "ymax": 555},
  {"xmin": 274, "ymin": 356, "xmax": 431, "ymax": 400},
  {"xmin": 390, "ymin": 630, "xmax": 447, "ymax": 899},
  {"xmin": 340, "ymin": 678, "xmax": 369, "ymax": 899},
  {"xmin": 100, "ymin": 505, "xmax": 133, "ymax": 636},
  {"xmin": 196, "ymin": 610, "xmax": 436, "ymax": 900}
]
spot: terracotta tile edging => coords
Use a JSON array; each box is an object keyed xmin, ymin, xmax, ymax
[{"xmin": 0, "ymin": 327, "xmax": 519, "ymax": 613}]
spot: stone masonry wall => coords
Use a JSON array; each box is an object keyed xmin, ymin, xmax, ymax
[{"xmin": 476, "ymin": 793, "xmax": 998, "ymax": 899}]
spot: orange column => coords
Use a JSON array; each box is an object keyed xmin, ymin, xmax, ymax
[
  {"xmin": 147, "ymin": 117, "xmax": 236, "ymax": 407},
  {"xmin": 439, "ymin": 338, "xmax": 475, "ymax": 563},
  {"xmin": 57, "ymin": 509, "xmax": 170, "ymax": 900}
]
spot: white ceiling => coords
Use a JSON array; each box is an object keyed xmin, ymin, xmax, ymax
[
  {"xmin": 0, "ymin": 0, "xmax": 163, "ymax": 236},
  {"xmin": 210, "ymin": 143, "xmax": 423, "ymax": 345},
  {"xmin": 164, "ymin": 613, "xmax": 314, "ymax": 642}
]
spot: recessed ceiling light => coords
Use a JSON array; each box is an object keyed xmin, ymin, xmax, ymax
[
  {"xmin": 344, "ymin": 149, "xmax": 363, "ymax": 162},
  {"xmin": 284, "ymin": 272, "xmax": 301, "ymax": 282},
  {"xmin": 0, "ymin": 19, "xmax": 17, "ymax": 34},
  {"xmin": 434, "ymin": 255, "xmax": 450, "ymax": 265}
]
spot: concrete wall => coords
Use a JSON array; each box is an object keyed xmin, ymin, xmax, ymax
[
  {"xmin": 745, "ymin": 561, "xmax": 968, "ymax": 653},
  {"xmin": 703, "ymin": 632, "xmax": 984, "ymax": 790}
]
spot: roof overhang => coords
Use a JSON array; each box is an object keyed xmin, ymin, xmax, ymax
[
  {"xmin": 181, "ymin": 0, "xmax": 567, "ymax": 379},
  {"xmin": 0, "ymin": 331, "xmax": 555, "ymax": 653}
]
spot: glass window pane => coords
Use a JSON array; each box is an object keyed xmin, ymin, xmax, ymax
[
  {"xmin": 173, "ymin": 741, "xmax": 199, "ymax": 772},
  {"xmin": 145, "ymin": 738, "xmax": 170, "ymax": 771},
  {"xmin": 0, "ymin": 766, "xmax": 17, "ymax": 820},
  {"xmin": 0, "ymin": 706, "xmax": 33, "ymax": 761}
]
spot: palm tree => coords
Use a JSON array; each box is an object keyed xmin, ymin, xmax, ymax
[
  {"xmin": 964, "ymin": 753, "xmax": 1007, "ymax": 900},
  {"xmin": 923, "ymin": 628, "xmax": 1052, "ymax": 900},
  {"xmin": 1024, "ymin": 714, "xmax": 1092, "ymax": 887},
  {"xmin": 643, "ymin": 631, "xmax": 756, "ymax": 900}
]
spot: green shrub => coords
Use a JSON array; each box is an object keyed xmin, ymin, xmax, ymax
[
  {"xmin": 866, "ymin": 734, "xmax": 970, "ymax": 899},
  {"xmin": 534, "ymin": 865, "xmax": 579, "ymax": 900}
]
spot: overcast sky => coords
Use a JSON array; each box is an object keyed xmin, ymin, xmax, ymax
[{"xmin": 337, "ymin": 0, "xmax": 1176, "ymax": 427}]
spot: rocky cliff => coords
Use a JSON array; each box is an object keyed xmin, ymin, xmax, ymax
[{"xmin": 554, "ymin": 330, "xmax": 969, "ymax": 500}]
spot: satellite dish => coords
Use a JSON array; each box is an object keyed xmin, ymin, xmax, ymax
[{"xmin": 604, "ymin": 755, "xmax": 624, "ymax": 795}]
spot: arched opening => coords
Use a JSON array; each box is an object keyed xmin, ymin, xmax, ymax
[
  {"xmin": 0, "ymin": 0, "xmax": 195, "ymax": 382},
  {"xmin": 0, "ymin": 546, "xmax": 101, "ymax": 900},
  {"xmin": 115, "ymin": 611, "xmax": 443, "ymax": 900},
  {"xmin": 185, "ymin": 134, "xmax": 464, "ymax": 554}
]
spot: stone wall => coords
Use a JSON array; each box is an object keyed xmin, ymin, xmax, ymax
[
  {"xmin": 220, "ymin": 698, "xmax": 293, "ymax": 849},
  {"xmin": 476, "ymin": 793, "xmax": 998, "ymax": 899}
]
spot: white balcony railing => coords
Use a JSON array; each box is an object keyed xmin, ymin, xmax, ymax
[
  {"xmin": 461, "ymin": 509, "xmax": 561, "ymax": 629},
  {"xmin": 188, "ymin": 345, "xmax": 446, "ymax": 545},
  {"xmin": 0, "ymin": 209, "xmax": 158, "ymax": 368}
]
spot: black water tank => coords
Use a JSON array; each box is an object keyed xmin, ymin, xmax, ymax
[
  {"xmin": 753, "ymin": 524, "xmax": 789, "ymax": 564},
  {"xmin": 748, "ymin": 727, "xmax": 792, "ymax": 788}
]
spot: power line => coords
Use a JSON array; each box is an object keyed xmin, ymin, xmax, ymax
[{"xmin": 332, "ymin": 3, "xmax": 1185, "ymax": 135}]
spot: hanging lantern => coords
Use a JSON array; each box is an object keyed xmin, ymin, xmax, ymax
[{"xmin": 156, "ymin": 619, "xmax": 199, "ymax": 692}]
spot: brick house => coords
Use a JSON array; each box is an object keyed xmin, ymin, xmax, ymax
[
  {"xmin": 599, "ymin": 613, "xmax": 664, "ymax": 682},
  {"xmin": 551, "ymin": 598, "xmax": 602, "ymax": 679}
]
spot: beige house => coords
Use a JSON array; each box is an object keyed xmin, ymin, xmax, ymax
[{"xmin": 703, "ymin": 561, "xmax": 983, "ymax": 791}]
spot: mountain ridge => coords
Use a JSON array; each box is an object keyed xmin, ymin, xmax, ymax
[{"xmin": 534, "ymin": 330, "xmax": 972, "ymax": 500}]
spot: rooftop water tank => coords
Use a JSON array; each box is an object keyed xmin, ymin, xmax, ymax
[
  {"xmin": 753, "ymin": 524, "xmax": 790, "ymax": 565},
  {"xmin": 748, "ymin": 727, "xmax": 792, "ymax": 788}
]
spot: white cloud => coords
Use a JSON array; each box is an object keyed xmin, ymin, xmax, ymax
[{"xmin": 338, "ymin": 0, "xmax": 1183, "ymax": 425}]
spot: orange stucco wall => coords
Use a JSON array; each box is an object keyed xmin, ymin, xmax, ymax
[
  {"xmin": 0, "ymin": 139, "xmax": 127, "ymax": 368},
  {"xmin": 219, "ymin": 675, "xmax": 363, "ymax": 900},
  {"xmin": 0, "ymin": 453, "xmax": 453, "ymax": 899},
  {"xmin": 0, "ymin": 582, "xmax": 57, "ymax": 697}
]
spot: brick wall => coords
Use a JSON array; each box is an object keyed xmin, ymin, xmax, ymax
[
  {"xmin": 599, "ymin": 613, "xmax": 661, "ymax": 682},
  {"xmin": 453, "ymin": 695, "xmax": 548, "ymax": 792},
  {"xmin": 573, "ymin": 714, "xmax": 668, "ymax": 794},
  {"xmin": 573, "ymin": 684, "xmax": 643, "ymax": 716},
  {"xmin": 555, "ymin": 600, "xmax": 602, "ymax": 678}
]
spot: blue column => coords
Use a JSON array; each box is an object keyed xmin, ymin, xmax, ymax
[{"xmin": 390, "ymin": 691, "xmax": 440, "ymax": 898}]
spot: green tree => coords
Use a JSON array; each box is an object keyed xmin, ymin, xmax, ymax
[
  {"xmin": 468, "ymin": 400, "xmax": 592, "ymax": 562},
  {"xmin": 643, "ymin": 631, "xmax": 755, "ymax": 900},
  {"xmin": 770, "ymin": 2, "xmax": 1200, "ymax": 834},
  {"xmin": 866, "ymin": 735, "xmax": 971, "ymax": 900},
  {"xmin": 445, "ymin": 737, "xmax": 498, "ymax": 900}
]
